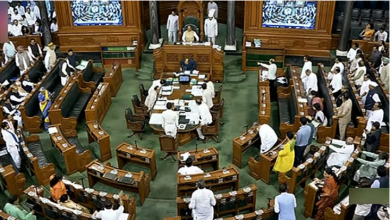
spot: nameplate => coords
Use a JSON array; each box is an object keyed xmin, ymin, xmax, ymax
[
  {"xmin": 23, "ymin": 147, "xmax": 28, "ymax": 152},
  {"xmin": 203, "ymin": 149, "xmax": 210, "ymax": 153},
  {"xmin": 184, "ymin": 176, "xmax": 191, "ymax": 180},
  {"xmin": 0, "ymin": 168, "xmax": 4, "ymax": 173},
  {"xmin": 204, "ymin": 173, "xmax": 211, "ymax": 178},
  {"xmin": 223, "ymin": 170, "xmax": 230, "ymax": 175},
  {"xmin": 62, "ymin": 143, "xmax": 67, "ymax": 147}
]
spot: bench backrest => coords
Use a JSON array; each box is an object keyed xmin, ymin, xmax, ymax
[
  {"xmin": 0, "ymin": 59, "xmax": 18, "ymax": 84},
  {"xmin": 28, "ymin": 59, "xmax": 46, "ymax": 83},
  {"xmin": 316, "ymin": 69, "xmax": 334, "ymax": 127},
  {"xmin": 60, "ymin": 82, "xmax": 80, "ymax": 118},
  {"xmin": 289, "ymin": 87, "xmax": 298, "ymax": 124},
  {"xmin": 82, "ymin": 61, "xmax": 93, "ymax": 82}
]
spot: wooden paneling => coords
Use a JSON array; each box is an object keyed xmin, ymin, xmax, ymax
[
  {"xmin": 54, "ymin": 1, "xmax": 144, "ymax": 52},
  {"xmin": 142, "ymin": 1, "xmax": 245, "ymax": 30}
]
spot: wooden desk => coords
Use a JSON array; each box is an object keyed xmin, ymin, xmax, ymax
[
  {"xmin": 49, "ymin": 124, "xmax": 92, "ymax": 174},
  {"xmin": 116, "ymin": 142, "xmax": 157, "ymax": 180},
  {"xmin": 5, "ymin": 35, "xmax": 43, "ymax": 49},
  {"xmin": 232, "ymin": 127, "xmax": 260, "ymax": 168},
  {"xmin": 0, "ymin": 209, "xmax": 17, "ymax": 219},
  {"xmin": 242, "ymin": 40, "xmax": 285, "ymax": 72},
  {"xmin": 63, "ymin": 179, "xmax": 136, "ymax": 219},
  {"xmin": 164, "ymin": 217, "xmax": 181, "ymax": 220},
  {"xmin": 258, "ymin": 71, "xmax": 272, "ymax": 124},
  {"xmin": 176, "ymin": 184, "xmax": 257, "ymax": 219},
  {"xmin": 248, "ymin": 139, "xmax": 286, "ymax": 184},
  {"xmin": 86, "ymin": 160, "xmax": 150, "ymax": 206},
  {"xmin": 177, "ymin": 147, "xmax": 219, "ymax": 170},
  {"xmin": 153, "ymin": 44, "xmax": 224, "ymax": 82},
  {"xmin": 177, "ymin": 165, "xmax": 239, "ymax": 197},
  {"xmin": 0, "ymin": 164, "xmax": 25, "ymax": 196},
  {"xmin": 103, "ymin": 63, "xmax": 123, "ymax": 97},
  {"xmin": 85, "ymin": 82, "xmax": 111, "ymax": 123},
  {"xmin": 86, "ymin": 121, "xmax": 112, "ymax": 162}
]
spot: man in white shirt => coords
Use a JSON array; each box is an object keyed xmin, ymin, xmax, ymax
[
  {"xmin": 350, "ymin": 60, "xmax": 366, "ymax": 88},
  {"xmin": 15, "ymin": 2, "xmax": 25, "ymax": 16},
  {"xmin": 2, "ymin": 98, "xmax": 23, "ymax": 127},
  {"xmin": 25, "ymin": 7, "xmax": 36, "ymax": 26},
  {"xmin": 301, "ymin": 55, "xmax": 312, "ymax": 90},
  {"xmin": 305, "ymin": 69, "xmax": 318, "ymax": 95},
  {"xmin": 256, "ymin": 123, "xmax": 278, "ymax": 154},
  {"xmin": 358, "ymin": 74, "xmax": 371, "ymax": 105},
  {"xmin": 144, "ymin": 86, "xmax": 160, "ymax": 111},
  {"xmin": 1, "ymin": 122, "xmax": 21, "ymax": 169},
  {"xmin": 326, "ymin": 137, "xmax": 355, "ymax": 167},
  {"xmin": 177, "ymin": 157, "xmax": 204, "ymax": 175},
  {"xmin": 205, "ymin": 78, "xmax": 214, "ymax": 98},
  {"xmin": 330, "ymin": 67, "xmax": 343, "ymax": 99},
  {"xmin": 328, "ymin": 58, "xmax": 345, "ymax": 80},
  {"xmin": 3, "ymin": 39, "xmax": 16, "ymax": 63},
  {"xmin": 207, "ymin": 1, "xmax": 218, "ymax": 19},
  {"xmin": 201, "ymin": 83, "xmax": 213, "ymax": 109},
  {"xmin": 182, "ymin": 25, "xmax": 199, "ymax": 43},
  {"xmin": 204, "ymin": 9, "xmax": 218, "ymax": 45},
  {"xmin": 380, "ymin": 57, "xmax": 389, "ymax": 91},
  {"xmin": 161, "ymin": 102, "xmax": 179, "ymax": 138},
  {"xmin": 10, "ymin": 20, "xmax": 22, "ymax": 37},
  {"xmin": 15, "ymin": 46, "xmax": 34, "ymax": 75},
  {"xmin": 8, "ymin": 3, "xmax": 14, "ymax": 16},
  {"xmin": 375, "ymin": 28, "xmax": 388, "ymax": 42},
  {"xmin": 188, "ymin": 179, "xmax": 216, "ymax": 220},
  {"xmin": 166, "ymin": 10, "xmax": 179, "ymax": 43},
  {"xmin": 11, "ymin": 9, "xmax": 23, "ymax": 25},
  {"xmin": 365, "ymin": 102, "xmax": 384, "ymax": 132},
  {"xmin": 258, "ymin": 59, "xmax": 277, "ymax": 101},
  {"xmin": 148, "ymin": 79, "xmax": 166, "ymax": 95},
  {"xmin": 93, "ymin": 191, "xmax": 124, "ymax": 220},
  {"xmin": 50, "ymin": 18, "xmax": 58, "ymax": 32},
  {"xmin": 350, "ymin": 53, "xmax": 363, "ymax": 73},
  {"xmin": 196, "ymin": 99, "xmax": 213, "ymax": 141},
  {"xmin": 28, "ymin": 39, "xmax": 42, "ymax": 59},
  {"xmin": 347, "ymin": 43, "xmax": 360, "ymax": 61}
]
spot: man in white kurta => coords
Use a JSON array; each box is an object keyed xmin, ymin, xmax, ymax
[
  {"xmin": 144, "ymin": 86, "xmax": 160, "ymax": 111},
  {"xmin": 350, "ymin": 54, "xmax": 362, "ymax": 73},
  {"xmin": 351, "ymin": 61, "xmax": 366, "ymax": 87},
  {"xmin": 365, "ymin": 102, "xmax": 384, "ymax": 132},
  {"xmin": 10, "ymin": 20, "xmax": 22, "ymax": 37},
  {"xmin": 301, "ymin": 56, "xmax": 312, "ymax": 90},
  {"xmin": 189, "ymin": 179, "xmax": 216, "ymax": 220},
  {"xmin": 196, "ymin": 99, "xmax": 213, "ymax": 140},
  {"xmin": 148, "ymin": 79, "xmax": 166, "ymax": 95},
  {"xmin": 305, "ymin": 70, "xmax": 318, "ymax": 94},
  {"xmin": 166, "ymin": 10, "xmax": 179, "ymax": 43},
  {"xmin": 25, "ymin": 8, "xmax": 36, "ymax": 26},
  {"xmin": 326, "ymin": 137, "xmax": 355, "ymax": 167},
  {"xmin": 359, "ymin": 75, "xmax": 371, "ymax": 105},
  {"xmin": 15, "ymin": 2, "xmax": 25, "ymax": 16},
  {"xmin": 380, "ymin": 57, "xmax": 389, "ymax": 91},
  {"xmin": 44, "ymin": 43, "xmax": 57, "ymax": 71},
  {"xmin": 347, "ymin": 43, "xmax": 359, "ymax": 61},
  {"xmin": 258, "ymin": 124, "xmax": 278, "ymax": 153},
  {"xmin": 327, "ymin": 58, "xmax": 344, "ymax": 80},
  {"xmin": 330, "ymin": 67, "xmax": 342, "ymax": 99},
  {"xmin": 205, "ymin": 79, "xmax": 215, "ymax": 98},
  {"xmin": 161, "ymin": 103, "xmax": 179, "ymax": 138},
  {"xmin": 178, "ymin": 157, "xmax": 204, "ymax": 175},
  {"xmin": 1, "ymin": 122, "xmax": 21, "ymax": 169},
  {"xmin": 204, "ymin": 9, "xmax": 218, "ymax": 45},
  {"xmin": 201, "ymin": 83, "xmax": 213, "ymax": 109},
  {"xmin": 207, "ymin": 1, "xmax": 218, "ymax": 19},
  {"xmin": 182, "ymin": 25, "xmax": 199, "ymax": 43}
]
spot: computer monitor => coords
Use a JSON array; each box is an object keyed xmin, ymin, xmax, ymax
[{"xmin": 179, "ymin": 74, "xmax": 191, "ymax": 84}]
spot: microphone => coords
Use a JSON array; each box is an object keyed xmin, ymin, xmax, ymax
[
  {"xmin": 135, "ymin": 140, "xmax": 138, "ymax": 150},
  {"xmin": 195, "ymin": 143, "xmax": 198, "ymax": 153},
  {"xmin": 244, "ymin": 125, "xmax": 249, "ymax": 133}
]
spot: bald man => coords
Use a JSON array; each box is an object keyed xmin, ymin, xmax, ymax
[
  {"xmin": 15, "ymin": 46, "xmax": 34, "ymax": 75},
  {"xmin": 326, "ymin": 137, "xmax": 355, "ymax": 167}
]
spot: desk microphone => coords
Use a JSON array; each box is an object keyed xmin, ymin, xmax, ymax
[
  {"xmin": 244, "ymin": 125, "xmax": 249, "ymax": 133},
  {"xmin": 195, "ymin": 143, "xmax": 198, "ymax": 153},
  {"xmin": 135, "ymin": 140, "xmax": 138, "ymax": 150}
]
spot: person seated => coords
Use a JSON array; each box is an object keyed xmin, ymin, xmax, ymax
[
  {"xmin": 21, "ymin": 25, "xmax": 31, "ymax": 36},
  {"xmin": 50, "ymin": 18, "xmax": 58, "ymax": 32},
  {"xmin": 50, "ymin": 174, "xmax": 67, "ymax": 202},
  {"xmin": 360, "ymin": 23, "xmax": 375, "ymax": 41},
  {"xmin": 4, "ymin": 196, "xmax": 36, "ymax": 220},
  {"xmin": 177, "ymin": 157, "xmax": 204, "ymax": 175},
  {"xmin": 326, "ymin": 137, "xmax": 355, "ymax": 167},
  {"xmin": 92, "ymin": 191, "xmax": 124, "ymax": 220},
  {"xmin": 144, "ymin": 86, "xmax": 160, "ymax": 112},
  {"xmin": 273, "ymin": 131, "xmax": 295, "ymax": 173},
  {"xmin": 253, "ymin": 122, "xmax": 278, "ymax": 154},
  {"xmin": 371, "ymin": 165, "xmax": 389, "ymax": 188},
  {"xmin": 180, "ymin": 58, "xmax": 197, "ymax": 72},
  {"xmin": 204, "ymin": 78, "xmax": 215, "ymax": 98},
  {"xmin": 59, "ymin": 194, "xmax": 90, "ymax": 214},
  {"xmin": 308, "ymin": 91, "xmax": 323, "ymax": 117},
  {"xmin": 312, "ymin": 103, "xmax": 327, "ymax": 139},
  {"xmin": 353, "ymin": 151, "xmax": 388, "ymax": 182},
  {"xmin": 375, "ymin": 27, "xmax": 388, "ymax": 42},
  {"xmin": 25, "ymin": 7, "xmax": 36, "ymax": 26},
  {"xmin": 10, "ymin": 19, "xmax": 22, "ymax": 36},
  {"xmin": 182, "ymin": 25, "xmax": 199, "ymax": 43},
  {"xmin": 33, "ymin": 20, "xmax": 43, "ymax": 36}
]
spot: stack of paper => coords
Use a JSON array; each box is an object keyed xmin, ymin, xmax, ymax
[
  {"xmin": 198, "ymin": 75, "xmax": 206, "ymax": 79},
  {"xmin": 153, "ymin": 105, "xmax": 167, "ymax": 110},
  {"xmin": 149, "ymin": 113, "xmax": 163, "ymax": 125},
  {"xmin": 298, "ymin": 97, "xmax": 307, "ymax": 103},
  {"xmin": 192, "ymin": 70, "xmax": 199, "ymax": 75},
  {"xmin": 191, "ymin": 85, "xmax": 203, "ymax": 96}
]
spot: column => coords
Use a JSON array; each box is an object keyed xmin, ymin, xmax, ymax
[
  {"xmin": 36, "ymin": 1, "xmax": 52, "ymax": 46},
  {"xmin": 225, "ymin": 1, "xmax": 236, "ymax": 51},
  {"xmin": 149, "ymin": 0, "xmax": 161, "ymax": 49},
  {"xmin": 336, "ymin": 1, "xmax": 354, "ymax": 55}
]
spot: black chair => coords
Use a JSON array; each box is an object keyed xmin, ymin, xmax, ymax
[
  {"xmin": 351, "ymin": 20, "xmax": 360, "ymax": 28},
  {"xmin": 350, "ymin": 26, "xmax": 363, "ymax": 40},
  {"xmin": 372, "ymin": 9, "xmax": 384, "ymax": 21},
  {"xmin": 360, "ymin": 9, "xmax": 371, "ymax": 19},
  {"xmin": 125, "ymin": 108, "xmax": 146, "ymax": 140},
  {"xmin": 351, "ymin": 8, "xmax": 360, "ymax": 19},
  {"xmin": 139, "ymin": 83, "xmax": 148, "ymax": 103},
  {"xmin": 384, "ymin": 10, "xmax": 389, "ymax": 21}
]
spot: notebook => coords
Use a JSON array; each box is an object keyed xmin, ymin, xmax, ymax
[{"xmin": 76, "ymin": 60, "xmax": 89, "ymax": 71}]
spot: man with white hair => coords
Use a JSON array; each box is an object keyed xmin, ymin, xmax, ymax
[
  {"xmin": 365, "ymin": 102, "xmax": 384, "ymax": 132},
  {"xmin": 15, "ymin": 46, "xmax": 34, "ymax": 75},
  {"xmin": 327, "ymin": 58, "xmax": 344, "ymax": 80},
  {"xmin": 204, "ymin": 9, "xmax": 218, "ymax": 45},
  {"xmin": 364, "ymin": 81, "xmax": 381, "ymax": 118},
  {"xmin": 326, "ymin": 137, "xmax": 355, "ymax": 167},
  {"xmin": 380, "ymin": 57, "xmax": 389, "ymax": 91}
]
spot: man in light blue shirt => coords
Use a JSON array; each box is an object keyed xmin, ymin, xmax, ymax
[
  {"xmin": 294, "ymin": 116, "xmax": 312, "ymax": 167},
  {"xmin": 274, "ymin": 183, "xmax": 296, "ymax": 220},
  {"xmin": 3, "ymin": 39, "xmax": 16, "ymax": 63}
]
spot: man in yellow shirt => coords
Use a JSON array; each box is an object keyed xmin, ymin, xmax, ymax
[{"xmin": 274, "ymin": 131, "xmax": 295, "ymax": 173}]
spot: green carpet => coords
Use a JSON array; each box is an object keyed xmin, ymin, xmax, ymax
[{"xmin": 0, "ymin": 54, "xmax": 321, "ymax": 220}]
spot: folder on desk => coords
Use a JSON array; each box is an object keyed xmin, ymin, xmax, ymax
[
  {"xmin": 76, "ymin": 60, "xmax": 89, "ymax": 71},
  {"xmin": 118, "ymin": 176, "xmax": 134, "ymax": 184},
  {"xmin": 103, "ymin": 172, "xmax": 118, "ymax": 181}
]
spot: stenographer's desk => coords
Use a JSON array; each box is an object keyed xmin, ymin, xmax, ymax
[
  {"xmin": 232, "ymin": 127, "xmax": 259, "ymax": 168},
  {"xmin": 177, "ymin": 147, "xmax": 219, "ymax": 170},
  {"xmin": 149, "ymin": 73, "xmax": 209, "ymax": 146},
  {"xmin": 153, "ymin": 44, "xmax": 224, "ymax": 82}
]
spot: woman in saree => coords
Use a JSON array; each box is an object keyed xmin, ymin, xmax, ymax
[
  {"xmin": 314, "ymin": 167, "xmax": 339, "ymax": 220},
  {"xmin": 38, "ymin": 87, "xmax": 52, "ymax": 130}
]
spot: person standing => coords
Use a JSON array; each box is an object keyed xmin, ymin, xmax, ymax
[
  {"xmin": 59, "ymin": 57, "xmax": 76, "ymax": 86},
  {"xmin": 188, "ymin": 179, "xmax": 216, "ymax": 220},
  {"xmin": 380, "ymin": 57, "xmax": 389, "ymax": 91},
  {"xmin": 3, "ymin": 39, "xmax": 16, "ymax": 63},
  {"xmin": 370, "ymin": 46, "xmax": 382, "ymax": 68},
  {"xmin": 365, "ymin": 102, "xmax": 384, "ymax": 132},
  {"xmin": 364, "ymin": 82, "xmax": 381, "ymax": 117},
  {"xmin": 347, "ymin": 43, "xmax": 361, "ymax": 61},
  {"xmin": 353, "ymin": 151, "xmax": 387, "ymax": 182},
  {"xmin": 4, "ymin": 196, "xmax": 36, "ymax": 220},
  {"xmin": 27, "ymin": 38, "xmax": 43, "ymax": 59},
  {"xmin": 204, "ymin": 9, "xmax": 218, "ymax": 45},
  {"xmin": 328, "ymin": 58, "xmax": 344, "ymax": 80},
  {"xmin": 274, "ymin": 183, "xmax": 297, "ymax": 220},
  {"xmin": 201, "ymin": 83, "xmax": 213, "ymax": 109},
  {"xmin": 161, "ymin": 102, "xmax": 179, "ymax": 138},
  {"xmin": 330, "ymin": 67, "xmax": 343, "ymax": 99},
  {"xmin": 15, "ymin": 46, "xmax": 34, "ymax": 75},
  {"xmin": 166, "ymin": 10, "xmax": 179, "ymax": 44},
  {"xmin": 50, "ymin": 18, "xmax": 58, "ymax": 32},
  {"xmin": 274, "ymin": 131, "xmax": 295, "ymax": 173},
  {"xmin": 204, "ymin": 78, "xmax": 214, "ymax": 98},
  {"xmin": 67, "ymin": 49, "xmax": 77, "ymax": 68},
  {"xmin": 258, "ymin": 59, "xmax": 277, "ymax": 101},
  {"xmin": 144, "ymin": 86, "xmax": 160, "ymax": 112},
  {"xmin": 350, "ymin": 60, "xmax": 366, "ymax": 89},
  {"xmin": 196, "ymin": 99, "xmax": 212, "ymax": 141},
  {"xmin": 374, "ymin": 27, "xmax": 388, "ymax": 42},
  {"xmin": 305, "ymin": 69, "xmax": 318, "ymax": 95},
  {"xmin": 371, "ymin": 165, "xmax": 389, "ymax": 188},
  {"xmin": 314, "ymin": 167, "xmax": 339, "ymax": 220},
  {"xmin": 326, "ymin": 137, "xmax": 355, "ymax": 167},
  {"xmin": 1, "ymin": 122, "xmax": 21, "ymax": 169},
  {"xmin": 44, "ymin": 42, "xmax": 57, "ymax": 71},
  {"xmin": 207, "ymin": 1, "xmax": 218, "ymax": 19},
  {"xmin": 358, "ymin": 74, "xmax": 371, "ymax": 105},
  {"xmin": 38, "ymin": 87, "xmax": 52, "ymax": 130},
  {"xmin": 300, "ymin": 55, "xmax": 312, "ymax": 90},
  {"xmin": 364, "ymin": 122, "xmax": 382, "ymax": 153},
  {"xmin": 49, "ymin": 174, "xmax": 67, "ymax": 202},
  {"xmin": 294, "ymin": 117, "xmax": 312, "ymax": 167},
  {"xmin": 336, "ymin": 92, "xmax": 352, "ymax": 140}
]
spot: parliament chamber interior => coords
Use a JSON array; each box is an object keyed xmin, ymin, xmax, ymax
[{"xmin": 0, "ymin": 0, "xmax": 389, "ymax": 220}]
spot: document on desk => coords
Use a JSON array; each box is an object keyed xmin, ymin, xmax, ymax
[
  {"xmin": 149, "ymin": 113, "xmax": 163, "ymax": 125},
  {"xmin": 184, "ymin": 71, "xmax": 191, "ymax": 74},
  {"xmin": 76, "ymin": 60, "xmax": 89, "ymax": 71},
  {"xmin": 48, "ymin": 127, "xmax": 58, "ymax": 134},
  {"xmin": 155, "ymin": 100, "xmax": 166, "ymax": 106},
  {"xmin": 192, "ymin": 70, "xmax": 199, "ymax": 75},
  {"xmin": 185, "ymin": 112, "xmax": 200, "ymax": 123},
  {"xmin": 173, "ymin": 86, "xmax": 180, "ymax": 90},
  {"xmin": 298, "ymin": 97, "xmax": 308, "ymax": 103},
  {"xmin": 191, "ymin": 86, "xmax": 203, "ymax": 96},
  {"xmin": 119, "ymin": 214, "xmax": 130, "ymax": 220},
  {"xmin": 198, "ymin": 74, "xmax": 206, "ymax": 79},
  {"xmin": 153, "ymin": 105, "xmax": 167, "ymax": 110}
]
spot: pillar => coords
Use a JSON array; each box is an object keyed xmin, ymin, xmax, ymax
[
  {"xmin": 36, "ymin": 1, "xmax": 52, "ymax": 46},
  {"xmin": 336, "ymin": 1, "xmax": 354, "ymax": 55},
  {"xmin": 225, "ymin": 1, "xmax": 236, "ymax": 51},
  {"xmin": 149, "ymin": 0, "xmax": 161, "ymax": 49}
]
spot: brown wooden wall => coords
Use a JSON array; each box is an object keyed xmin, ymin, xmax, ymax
[
  {"xmin": 142, "ymin": 1, "xmax": 245, "ymax": 30},
  {"xmin": 54, "ymin": 1, "xmax": 145, "ymax": 52}
]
